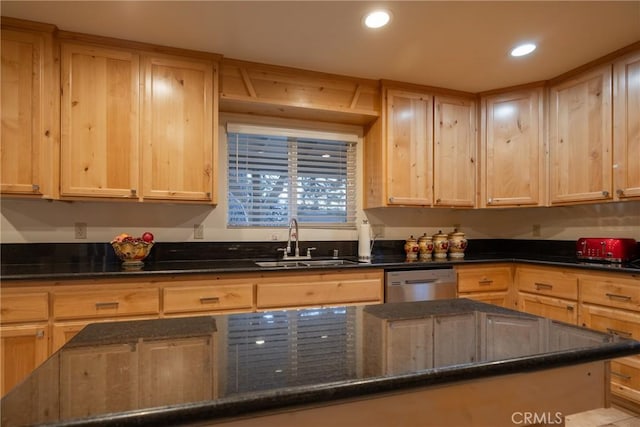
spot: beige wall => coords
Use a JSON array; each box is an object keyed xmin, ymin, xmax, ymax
[{"xmin": 1, "ymin": 114, "xmax": 639, "ymax": 244}]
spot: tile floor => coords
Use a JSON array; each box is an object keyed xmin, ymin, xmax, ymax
[{"xmin": 565, "ymin": 407, "xmax": 640, "ymax": 427}]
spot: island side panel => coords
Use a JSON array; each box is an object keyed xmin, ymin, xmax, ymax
[{"xmin": 209, "ymin": 361, "xmax": 608, "ymax": 427}]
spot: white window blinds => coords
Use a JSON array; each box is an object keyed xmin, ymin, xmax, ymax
[{"xmin": 227, "ymin": 124, "xmax": 357, "ymax": 227}]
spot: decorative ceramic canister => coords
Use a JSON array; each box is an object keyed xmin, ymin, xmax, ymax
[
  {"xmin": 404, "ymin": 235, "xmax": 419, "ymax": 261},
  {"xmin": 432, "ymin": 230, "xmax": 449, "ymax": 259},
  {"xmin": 448, "ymin": 229, "xmax": 468, "ymax": 258},
  {"xmin": 417, "ymin": 233, "xmax": 434, "ymax": 261}
]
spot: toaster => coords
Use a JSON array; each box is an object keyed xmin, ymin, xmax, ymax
[{"xmin": 576, "ymin": 238, "xmax": 638, "ymax": 263}]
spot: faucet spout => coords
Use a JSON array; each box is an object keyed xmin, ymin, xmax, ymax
[{"xmin": 287, "ymin": 218, "xmax": 300, "ymax": 257}]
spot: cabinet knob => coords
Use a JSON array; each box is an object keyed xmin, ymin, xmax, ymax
[
  {"xmin": 36, "ymin": 330, "xmax": 45, "ymax": 338},
  {"xmin": 487, "ymin": 198, "xmax": 492, "ymax": 204},
  {"xmin": 616, "ymin": 189, "xmax": 624, "ymax": 196},
  {"xmin": 32, "ymin": 184, "xmax": 40, "ymax": 192},
  {"xmin": 130, "ymin": 189, "xmax": 137, "ymax": 196},
  {"xmin": 602, "ymin": 190, "xmax": 610, "ymax": 197}
]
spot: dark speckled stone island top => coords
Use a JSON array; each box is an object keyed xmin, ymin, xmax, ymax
[{"xmin": 2, "ymin": 299, "xmax": 640, "ymax": 427}]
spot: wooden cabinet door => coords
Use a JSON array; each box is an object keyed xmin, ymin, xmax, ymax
[
  {"xmin": 385, "ymin": 89, "xmax": 433, "ymax": 205},
  {"xmin": 482, "ymin": 87, "xmax": 544, "ymax": 207},
  {"xmin": 60, "ymin": 43, "xmax": 140, "ymax": 199},
  {"xmin": 433, "ymin": 95, "xmax": 476, "ymax": 207},
  {"xmin": 141, "ymin": 55, "xmax": 214, "ymax": 202},
  {"xmin": 0, "ymin": 323, "xmax": 49, "ymax": 397},
  {"xmin": 549, "ymin": 64, "xmax": 613, "ymax": 204},
  {"xmin": 433, "ymin": 313, "xmax": 477, "ymax": 367},
  {"xmin": 1, "ymin": 27, "xmax": 56, "ymax": 197},
  {"xmin": 613, "ymin": 50, "xmax": 640, "ymax": 200}
]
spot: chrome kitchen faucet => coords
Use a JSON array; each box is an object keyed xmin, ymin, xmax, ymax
[{"xmin": 279, "ymin": 218, "xmax": 314, "ymax": 259}]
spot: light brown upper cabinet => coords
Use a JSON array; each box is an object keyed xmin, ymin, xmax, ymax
[
  {"xmin": 548, "ymin": 64, "xmax": 613, "ymax": 205},
  {"xmin": 60, "ymin": 36, "xmax": 218, "ymax": 203},
  {"xmin": 384, "ymin": 89, "xmax": 434, "ymax": 206},
  {"xmin": 481, "ymin": 87, "xmax": 545, "ymax": 207},
  {"xmin": 613, "ymin": 50, "xmax": 640, "ymax": 201},
  {"xmin": 140, "ymin": 55, "xmax": 216, "ymax": 202},
  {"xmin": 0, "ymin": 19, "xmax": 58, "ymax": 199},
  {"xmin": 61, "ymin": 42, "xmax": 141, "ymax": 199},
  {"xmin": 364, "ymin": 86, "xmax": 476, "ymax": 208},
  {"xmin": 433, "ymin": 95, "xmax": 476, "ymax": 207}
]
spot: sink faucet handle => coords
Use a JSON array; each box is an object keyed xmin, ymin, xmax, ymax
[
  {"xmin": 306, "ymin": 247, "xmax": 317, "ymax": 257},
  {"xmin": 277, "ymin": 247, "xmax": 288, "ymax": 258}
]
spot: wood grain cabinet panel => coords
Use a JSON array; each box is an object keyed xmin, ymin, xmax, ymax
[
  {"xmin": 0, "ymin": 291, "xmax": 49, "ymax": 324},
  {"xmin": 385, "ymin": 89, "xmax": 434, "ymax": 206},
  {"xmin": 52, "ymin": 287, "xmax": 160, "ymax": 320},
  {"xmin": 256, "ymin": 270, "xmax": 383, "ymax": 309},
  {"xmin": 456, "ymin": 265, "xmax": 512, "ymax": 293},
  {"xmin": 580, "ymin": 273, "xmax": 640, "ymax": 312},
  {"xmin": 481, "ymin": 87, "xmax": 545, "ymax": 207},
  {"xmin": 613, "ymin": 50, "xmax": 640, "ymax": 200},
  {"xmin": 60, "ymin": 42, "xmax": 140, "ymax": 199},
  {"xmin": 0, "ymin": 323, "xmax": 49, "ymax": 397},
  {"xmin": 515, "ymin": 266, "xmax": 578, "ymax": 300},
  {"xmin": 141, "ymin": 55, "xmax": 215, "ymax": 202},
  {"xmin": 1, "ymin": 21, "xmax": 57, "ymax": 198},
  {"xmin": 549, "ymin": 64, "xmax": 613, "ymax": 204},
  {"xmin": 516, "ymin": 293, "xmax": 577, "ymax": 325},
  {"xmin": 433, "ymin": 95, "xmax": 476, "ymax": 207},
  {"xmin": 163, "ymin": 283, "xmax": 254, "ymax": 314}
]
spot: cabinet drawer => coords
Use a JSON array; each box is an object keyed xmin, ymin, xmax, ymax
[
  {"xmin": 0, "ymin": 292, "xmax": 49, "ymax": 323},
  {"xmin": 53, "ymin": 288, "xmax": 159, "ymax": 320},
  {"xmin": 611, "ymin": 357, "xmax": 640, "ymax": 403},
  {"xmin": 580, "ymin": 274, "xmax": 640, "ymax": 312},
  {"xmin": 516, "ymin": 266, "xmax": 578, "ymax": 300},
  {"xmin": 257, "ymin": 278, "xmax": 382, "ymax": 309},
  {"xmin": 456, "ymin": 266, "xmax": 511, "ymax": 293},
  {"xmin": 581, "ymin": 304, "xmax": 640, "ymax": 340},
  {"xmin": 517, "ymin": 293, "xmax": 578, "ymax": 325},
  {"xmin": 163, "ymin": 284, "xmax": 253, "ymax": 314}
]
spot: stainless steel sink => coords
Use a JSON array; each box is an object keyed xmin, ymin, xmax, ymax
[{"xmin": 254, "ymin": 259, "xmax": 359, "ymax": 268}]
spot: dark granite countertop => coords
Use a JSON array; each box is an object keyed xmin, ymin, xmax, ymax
[{"xmin": 3, "ymin": 299, "xmax": 640, "ymax": 427}]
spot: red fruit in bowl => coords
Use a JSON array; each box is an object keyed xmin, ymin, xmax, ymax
[{"xmin": 142, "ymin": 232, "xmax": 154, "ymax": 243}]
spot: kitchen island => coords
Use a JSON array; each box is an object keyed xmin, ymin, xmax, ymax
[{"xmin": 2, "ymin": 299, "xmax": 640, "ymax": 427}]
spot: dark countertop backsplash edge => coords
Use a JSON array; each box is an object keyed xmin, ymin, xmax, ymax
[{"xmin": 1, "ymin": 239, "xmax": 581, "ymax": 265}]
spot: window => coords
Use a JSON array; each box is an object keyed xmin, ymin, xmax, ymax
[{"xmin": 227, "ymin": 124, "xmax": 357, "ymax": 227}]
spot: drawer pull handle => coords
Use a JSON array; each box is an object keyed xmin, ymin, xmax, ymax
[
  {"xmin": 611, "ymin": 371, "xmax": 632, "ymax": 381},
  {"xmin": 200, "ymin": 297, "xmax": 220, "ymax": 304},
  {"xmin": 534, "ymin": 282, "xmax": 553, "ymax": 290},
  {"xmin": 606, "ymin": 293, "xmax": 632, "ymax": 301},
  {"xmin": 95, "ymin": 302, "xmax": 119, "ymax": 309},
  {"xmin": 607, "ymin": 328, "xmax": 632, "ymax": 338},
  {"xmin": 566, "ymin": 305, "xmax": 574, "ymax": 311},
  {"xmin": 478, "ymin": 279, "xmax": 493, "ymax": 285}
]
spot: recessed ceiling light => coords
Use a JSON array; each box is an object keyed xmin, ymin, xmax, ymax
[
  {"xmin": 511, "ymin": 43, "xmax": 537, "ymax": 57},
  {"xmin": 364, "ymin": 10, "xmax": 391, "ymax": 29}
]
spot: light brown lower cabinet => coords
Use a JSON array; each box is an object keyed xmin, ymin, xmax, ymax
[
  {"xmin": 0, "ymin": 323, "xmax": 49, "ymax": 396},
  {"xmin": 455, "ymin": 264, "xmax": 513, "ymax": 308},
  {"xmin": 516, "ymin": 293, "xmax": 578, "ymax": 325},
  {"xmin": 1, "ymin": 269, "xmax": 384, "ymax": 398}
]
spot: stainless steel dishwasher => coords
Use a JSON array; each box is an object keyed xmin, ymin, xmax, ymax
[{"xmin": 385, "ymin": 268, "xmax": 457, "ymax": 303}]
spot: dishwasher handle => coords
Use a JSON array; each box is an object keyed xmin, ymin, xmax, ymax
[{"xmin": 401, "ymin": 279, "xmax": 440, "ymax": 285}]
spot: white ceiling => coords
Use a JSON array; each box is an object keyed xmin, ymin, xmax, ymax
[{"xmin": 2, "ymin": 1, "xmax": 640, "ymax": 93}]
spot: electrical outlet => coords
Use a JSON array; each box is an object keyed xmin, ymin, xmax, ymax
[
  {"xmin": 74, "ymin": 222, "xmax": 87, "ymax": 239},
  {"xmin": 532, "ymin": 224, "xmax": 541, "ymax": 237},
  {"xmin": 194, "ymin": 223, "xmax": 204, "ymax": 239},
  {"xmin": 271, "ymin": 233, "xmax": 280, "ymax": 241}
]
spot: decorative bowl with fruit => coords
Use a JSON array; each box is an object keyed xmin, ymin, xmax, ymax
[{"xmin": 111, "ymin": 232, "xmax": 155, "ymax": 268}]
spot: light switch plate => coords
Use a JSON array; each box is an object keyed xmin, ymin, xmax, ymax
[{"xmin": 74, "ymin": 222, "xmax": 87, "ymax": 239}]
